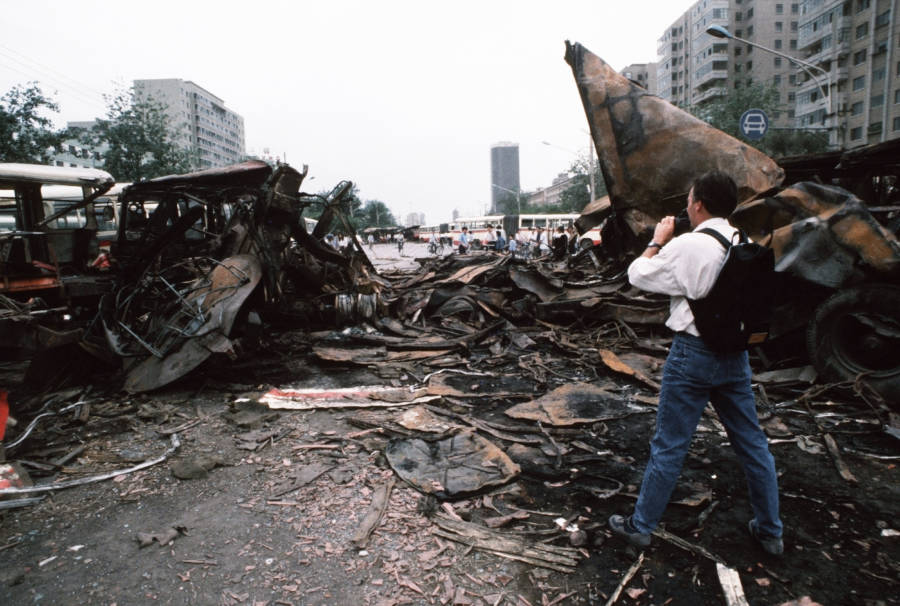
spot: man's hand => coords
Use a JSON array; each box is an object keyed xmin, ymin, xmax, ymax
[
  {"xmin": 641, "ymin": 216, "xmax": 676, "ymax": 258},
  {"xmin": 653, "ymin": 216, "xmax": 676, "ymax": 245}
]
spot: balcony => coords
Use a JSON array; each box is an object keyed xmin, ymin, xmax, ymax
[
  {"xmin": 695, "ymin": 68, "xmax": 729, "ymax": 87},
  {"xmin": 693, "ymin": 86, "xmax": 728, "ymax": 104},
  {"xmin": 798, "ymin": 13, "xmax": 848, "ymax": 51},
  {"xmin": 796, "ymin": 95, "xmax": 829, "ymax": 115}
]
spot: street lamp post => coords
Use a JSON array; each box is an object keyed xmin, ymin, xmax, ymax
[
  {"xmin": 492, "ymin": 183, "xmax": 521, "ymax": 214},
  {"xmin": 706, "ymin": 25, "xmax": 834, "ymax": 145}
]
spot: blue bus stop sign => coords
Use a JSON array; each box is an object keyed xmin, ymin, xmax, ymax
[{"xmin": 739, "ymin": 108, "xmax": 769, "ymax": 140}]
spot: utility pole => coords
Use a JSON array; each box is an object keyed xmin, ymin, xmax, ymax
[{"xmin": 587, "ymin": 134, "xmax": 596, "ymax": 203}]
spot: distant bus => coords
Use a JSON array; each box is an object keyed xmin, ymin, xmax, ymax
[{"xmin": 435, "ymin": 214, "xmax": 602, "ymax": 247}]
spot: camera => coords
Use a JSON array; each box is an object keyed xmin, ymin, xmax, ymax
[{"xmin": 673, "ymin": 210, "xmax": 692, "ymax": 236}]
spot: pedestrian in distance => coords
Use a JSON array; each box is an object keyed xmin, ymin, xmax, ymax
[
  {"xmin": 608, "ymin": 170, "xmax": 783, "ymax": 556},
  {"xmin": 397, "ymin": 232, "xmax": 405, "ymax": 254},
  {"xmin": 458, "ymin": 226, "xmax": 470, "ymax": 254},
  {"xmin": 566, "ymin": 224, "xmax": 578, "ymax": 255},
  {"xmin": 552, "ymin": 226, "xmax": 567, "ymax": 260}
]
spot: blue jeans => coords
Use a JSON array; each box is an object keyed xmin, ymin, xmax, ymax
[{"xmin": 631, "ymin": 332, "xmax": 782, "ymax": 538}]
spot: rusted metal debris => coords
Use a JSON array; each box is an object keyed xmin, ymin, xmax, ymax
[{"xmin": 565, "ymin": 40, "xmax": 900, "ymax": 403}]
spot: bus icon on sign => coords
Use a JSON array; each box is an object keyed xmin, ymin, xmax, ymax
[{"xmin": 740, "ymin": 109, "xmax": 769, "ymax": 140}]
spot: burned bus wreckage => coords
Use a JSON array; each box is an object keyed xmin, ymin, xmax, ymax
[
  {"xmin": 2, "ymin": 161, "xmax": 382, "ymax": 393},
  {"xmin": 565, "ymin": 41, "xmax": 900, "ymax": 402}
]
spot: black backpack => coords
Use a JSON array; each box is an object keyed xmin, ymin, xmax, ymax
[{"xmin": 687, "ymin": 228, "xmax": 776, "ymax": 353}]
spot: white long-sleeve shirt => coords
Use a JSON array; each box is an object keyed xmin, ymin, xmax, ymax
[{"xmin": 627, "ymin": 217, "xmax": 737, "ymax": 336}]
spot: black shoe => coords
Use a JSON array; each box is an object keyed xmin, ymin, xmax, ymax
[
  {"xmin": 608, "ymin": 514, "xmax": 651, "ymax": 548},
  {"xmin": 748, "ymin": 519, "xmax": 784, "ymax": 556}
]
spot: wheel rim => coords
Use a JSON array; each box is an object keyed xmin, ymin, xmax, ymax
[{"xmin": 831, "ymin": 310, "xmax": 900, "ymax": 375}]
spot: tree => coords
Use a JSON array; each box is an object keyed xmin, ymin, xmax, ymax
[
  {"xmin": 558, "ymin": 153, "xmax": 607, "ymax": 213},
  {"xmin": 691, "ymin": 83, "xmax": 828, "ymax": 158},
  {"xmin": 80, "ymin": 88, "xmax": 191, "ymax": 181},
  {"xmin": 0, "ymin": 83, "xmax": 66, "ymax": 163},
  {"xmin": 358, "ymin": 199, "xmax": 396, "ymax": 229}
]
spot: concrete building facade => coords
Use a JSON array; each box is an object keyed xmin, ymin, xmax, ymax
[
  {"xmin": 525, "ymin": 172, "xmax": 581, "ymax": 208},
  {"xmin": 490, "ymin": 142, "xmax": 520, "ymax": 212},
  {"xmin": 133, "ymin": 79, "xmax": 246, "ymax": 169},
  {"xmin": 797, "ymin": 0, "xmax": 900, "ymax": 148},
  {"xmin": 657, "ymin": 0, "xmax": 801, "ymax": 132},
  {"xmin": 405, "ymin": 212, "xmax": 426, "ymax": 227},
  {"xmin": 51, "ymin": 121, "xmax": 106, "ymax": 169},
  {"xmin": 655, "ymin": 0, "xmax": 900, "ymax": 150},
  {"xmin": 621, "ymin": 63, "xmax": 659, "ymax": 94}
]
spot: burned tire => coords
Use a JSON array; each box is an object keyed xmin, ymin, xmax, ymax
[{"xmin": 806, "ymin": 284, "xmax": 900, "ymax": 404}]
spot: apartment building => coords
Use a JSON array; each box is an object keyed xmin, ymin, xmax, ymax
[
  {"xmin": 797, "ymin": 0, "xmax": 900, "ymax": 148},
  {"xmin": 657, "ymin": 0, "xmax": 802, "ymax": 132},
  {"xmin": 526, "ymin": 173, "xmax": 581, "ymax": 208},
  {"xmin": 133, "ymin": 79, "xmax": 246, "ymax": 169},
  {"xmin": 656, "ymin": 0, "xmax": 900, "ymax": 149}
]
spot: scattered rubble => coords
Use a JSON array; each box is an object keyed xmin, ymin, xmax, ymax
[{"xmin": 1, "ymin": 40, "xmax": 899, "ymax": 606}]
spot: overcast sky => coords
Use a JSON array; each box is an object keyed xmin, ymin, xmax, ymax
[{"xmin": 2, "ymin": 0, "xmax": 688, "ymax": 223}]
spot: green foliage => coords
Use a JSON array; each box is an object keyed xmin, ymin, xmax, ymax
[
  {"xmin": 0, "ymin": 83, "xmax": 66, "ymax": 163},
  {"xmin": 81, "ymin": 88, "xmax": 191, "ymax": 181},
  {"xmin": 358, "ymin": 199, "xmax": 396, "ymax": 229},
  {"xmin": 690, "ymin": 82, "xmax": 828, "ymax": 157},
  {"xmin": 555, "ymin": 152, "xmax": 607, "ymax": 213},
  {"xmin": 496, "ymin": 152, "xmax": 609, "ymax": 216}
]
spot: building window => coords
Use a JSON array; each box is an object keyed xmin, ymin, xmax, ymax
[
  {"xmin": 747, "ymin": 25, "xmax": 754, "ymax": 36},
  {"xmin": 874, "ymin": 67, "xmax": 885, "ymax": 81},
  {"xmin": 776, "ymin": 3, "xmax": 784, "ymax": 14},
  {"xmin": 868, "ymin": 121, "xmax": 882, "ymax": 135},
  {"xmin": 788, "ymin": 92, "xmax": 796, "ymax": 101},
  {"xmin": 856, "ymin": 23, "xmax": 868, "ymax": 39},
  {"xmin": 872, "ymin": 94, "xmax": 884, "ymax": 107},
  {"xmin": 775, "ymin": 39, "xmax": 783, "ymax": 49},
  {"xmin": 875, "ymin": 10, "xmax": 891, "ymax": 27},
  {"xmin": 851, "ymin": 126, "xmax": 863, "ymax": 139},
  {"xmin": 851, "ymin": 101, "xmax": 864, "ymax": 115},
  {"xmin": 789, "ymin": 74, "xmax": 797, "ymax": 84},
  {"xmin": 774, "ymin": 57, "xmax": 782, "ymax": 67},
  {"xmin": 791, "ymin": 21, "xmax": 798, "ymax": 32},
  {"xmin": 735, "ymin": 47, "xmax": 742, "ymax": 56},
  {"xmin": 853, "ymin": 75, "xmax": 866, "ymax": 90},
  {"xmin": 791, "ymin": 3, "xmax": 799, "ymax": 13},
  {"xmin": 854, "ymin": 49, "xmax": 867, "ymax": 64},
  {"xmin": 774, "ymin": 75, "xmax": 782, "ymax": 85},
  {"xmin": 776, "ymin": 22, "xmax": 783, "ymax": 32},
  {"xmin": 747, "ymin": 60, "xmax": 753, "ymax": 71},
  {"xmin": 747, "ymin": 7, "xmax": 754, "ymax": 18},
  {"xmin": 893, "ymin": 116, "xmax": 900, "ymax": 131},
  {"xmin": 736, "ymin": 11, "xmax": 742, "ymax": 20},
  {"xmin": 895, "ymin": 89, "xmax": 900, "ymax": 103},
  {"xmin": 856, "ymin": 0, "xmax": 871, "ymax": 12},
  {"xmin": 790, "ymin": 39, "xmax": 798, "ymax": 49},
  {"xmin": 788, "ymin": 109, "xmax": 795, "ymax": 118},
  {"xmin": 736, "ymin": 29, "xmax": 742, "ymax": 37}
]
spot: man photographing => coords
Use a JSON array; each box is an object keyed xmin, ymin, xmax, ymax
[{"xmin": 608, "ymin": 171, "xmax": 783, "ymax": 556}]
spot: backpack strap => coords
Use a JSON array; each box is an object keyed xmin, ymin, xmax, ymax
[{"xmin": 698, "ymin": 227, "xmax": 743, "ymax": 249}]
